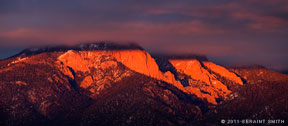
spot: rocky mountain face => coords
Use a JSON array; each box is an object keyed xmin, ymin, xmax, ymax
[{"xmin": 0, "ymin": 43, "xmax": 287, "ymax": 126}]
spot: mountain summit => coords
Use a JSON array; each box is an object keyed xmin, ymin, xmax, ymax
[
  {"xmin": 13, "ymin": 42, "xmax": 143, "ymax": 57},
  {"xmin": 0, "ymin": 42, "xmax": 287, "ymax": 126}
]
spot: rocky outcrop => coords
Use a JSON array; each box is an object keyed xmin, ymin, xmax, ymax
[
  {"xmin": 57, "ymin": 50, "xmax": 182, "ymax": 97},
  {"xmin": 58, "ymin": 50, "xmax": 166, "ymax": 79},
  {"xmin": 57, "ymin": 49, "xmax": 243, "ymax": 105},
  {"xmin": 169, "ymin": 59, "xmax": 243, "ymax": 104},
  {"xmin": 203, "ymin": 62, "xmax": 243, "ymax": 85}
]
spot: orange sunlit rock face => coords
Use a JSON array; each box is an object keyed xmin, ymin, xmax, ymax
[
  {"xmin": 169, "ymin": 59, "xmax": 243, "ymax": 104},
  {"xmin": 81, "ymin": 76, "xmax": 93, "ymax": 88},
  {"xmin": 57, "ymin": 49, "xmax": 179, "ymax": 95},
  {"xmin": 169, "ymin": 60, "xmax": 215, "ymax": 85},
  {"xmin": 58, "ymin": 49, "xmax": 179, "ymax": 83},
  {"xmin": 203, "ymin": 62, "xmax": 243, "ymax": 85},
  {"xmin": 0, "ymin": 48, "xmax": 243, "ymax": 105},
  {"xmin": 57, "ymin": 49, "xmax": 242, "ymax": 105}
]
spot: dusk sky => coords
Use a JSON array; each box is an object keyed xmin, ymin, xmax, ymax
[{"xmin": 0, "ymin": 0, "xmax": 288, "ymax": 71}]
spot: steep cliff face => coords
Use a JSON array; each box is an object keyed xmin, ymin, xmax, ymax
[
  {"xmin": 57, "ymin": 49, "xmax": 244, "ymax": 105},
  {"xmin": 57, "ymin": 50, "xmax": 133, "ymax": 97},
  {"xmin": 203, "ymin": 62, "xmax": 243, "ymax": 85},
  {"xmin": 57, "ymin": 49, "xmax": 184, "ymax": 97},
  {"xmin": 169, "ymin": 59, "xmax": 243, "ymax": 104},
  {"xmin": 58, "ymin": 50, "xmax": 163, "ymax": 79}
]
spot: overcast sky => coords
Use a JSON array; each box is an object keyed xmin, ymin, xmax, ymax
[{"xmin": 0, "ymin": 0, "xmax": 287, "ymax": 71}]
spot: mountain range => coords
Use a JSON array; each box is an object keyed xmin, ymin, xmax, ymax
[{"xmin": 0, "ymin": 42, "xmax": 287, "ymax": 126}]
